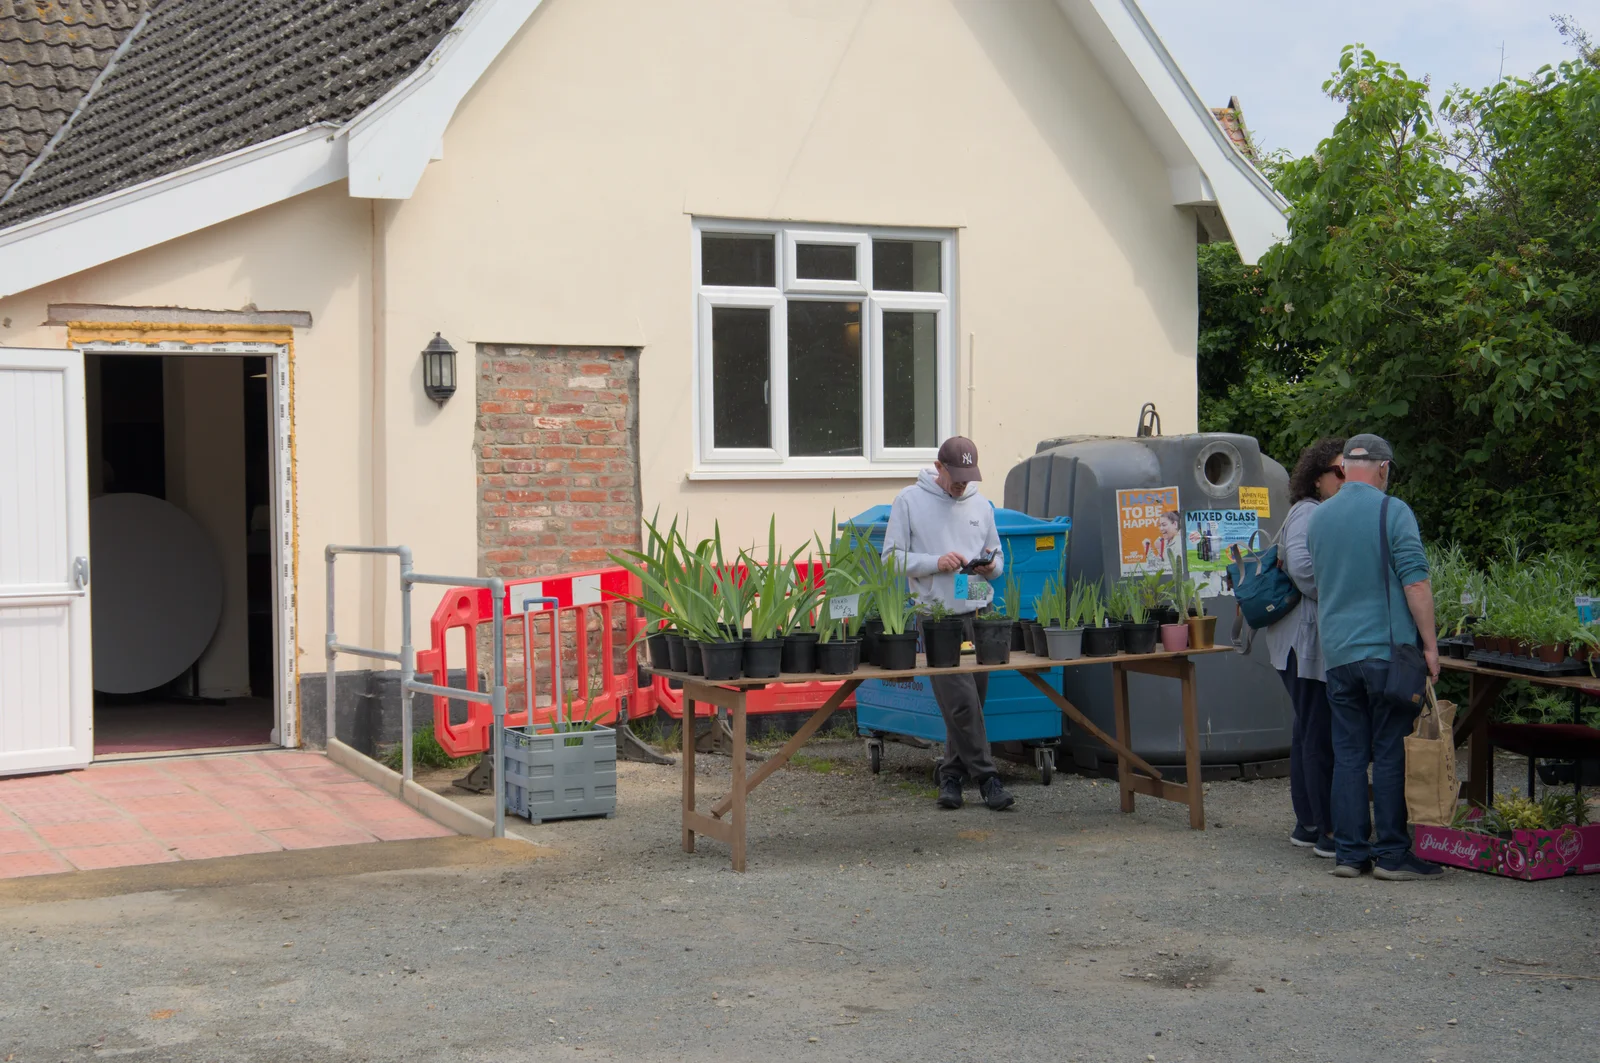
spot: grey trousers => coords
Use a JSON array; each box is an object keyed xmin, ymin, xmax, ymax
[{"xmin": 931, "ymin": 664, "xmax": 997, "ymax": 783}]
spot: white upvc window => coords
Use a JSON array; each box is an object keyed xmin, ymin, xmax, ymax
[{"xmin": 692, "ymin": 218, "xmax": 955, "ymax": 479}]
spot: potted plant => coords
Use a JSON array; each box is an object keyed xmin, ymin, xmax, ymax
[
  {"xmin": 737, "ymin": 518, "xmax": 810, "ymax": 679},
  {"xmin": 503, "ymin": 695, "xmax": 618, "ymax": 824},
  {"xmin": 1028, "ymin": 591, "xmax": 1051, "ymax": 657},
  {"xmin": 1119, "ymin": 579, "xmax": 1159, "ymax": 655},
  {"xmin": 918, "ymin": 597, "xmax": 964, "ymax": 668},
  {"xmin": 861, "ymin": 545, "xmax": 917, "ymax": 670},
  {"xmin": 1045, "ymin": 576, "xmax": 1087, "ymax": 661},
  {"xmin": 1000, "ymin": 548, "xmax": 1027, "ymax": 650},
  {"xmin": 972, "ymin": 607, "xmax": 1013, "ymax": 665},
  {"xmin": 1080, "ymin": 581, "xmax": 1118, "ymax": 657},
  {"xmin": 813, "ymin": 526, "xmax": 864, "ymax": 675},
  {"xmin": 782, "ymin": 557, "xmax": 824, "ymax": 674}
]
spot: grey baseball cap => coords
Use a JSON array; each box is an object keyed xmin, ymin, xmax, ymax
[
  {"xmin": 937, "ymin": 436, "xmax": 982, "ymax": 482},
  {"xmin": 1343, "ymin": 434, "xmax": 1395, "ymax": 462}
]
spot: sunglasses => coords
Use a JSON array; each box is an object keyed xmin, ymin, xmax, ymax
[{"xmin": 1322, "ymin": 466, "xmax": 1346, "ymax": 480}]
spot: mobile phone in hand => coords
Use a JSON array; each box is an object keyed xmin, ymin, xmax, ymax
[{"xmin": 960, "ymin": 552, "xmax": 996, "ymax": 575}]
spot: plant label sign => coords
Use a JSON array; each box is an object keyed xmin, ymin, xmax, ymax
[
  {"xmin": 1185, "ymin": 509, "xmax": 1259, "ymax": 598},
  {"xmin": 828, "ymin": 594, "xmax": 859, "ymax": 620},
  {"xmin": 953, "ymin": 574, "xmax": 992, "ymax": 602},
  {"xmin": 1578, "ymin": 596, "xmax": 1597, "ymax": 626},
  {"xmin": 1116, "ymin": 487, "xmax": 1181, "ymax": 576}
]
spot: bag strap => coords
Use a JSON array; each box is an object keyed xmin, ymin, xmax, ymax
[{"xmin": 1378, "ymin": 494, "xmax": 1394, "ymax": 645}]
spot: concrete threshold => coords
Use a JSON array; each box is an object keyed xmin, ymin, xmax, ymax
[
  {"xmin": 326, "ymin": 739, "xmax": 498, "ymax": 839},
  {"xmin": 0, "ymin": 835, "xmax": 547, "ymax": 907}
]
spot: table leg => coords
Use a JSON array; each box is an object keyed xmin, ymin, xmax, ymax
[
  {"xmin": 682, "ymin": 694, "xmax": 696, "ymax": 854},
  {"xmin": 1465, "ymin": 675, "xmax": 1502, "ymax": 806},
  {"xmin": 1112, "ymin": 663, "xmax": 1134, "ymax": 814},
  {"xmin": 730, "ymin": 693, "xmax": 747, "ymax": 873},
  {"xmin": 1179, "ymin": 658, "xmax": 1205, "ymax": 830}
]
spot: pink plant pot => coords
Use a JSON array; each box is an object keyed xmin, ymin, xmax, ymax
[{"xmin": 1159, "ymin": 623, "xmax": 1190, "ymax": 652}]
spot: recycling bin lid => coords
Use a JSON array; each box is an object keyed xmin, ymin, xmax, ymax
[{"xmin": 840, "ymin": 503, "xmax": 1068, "ymax": 533}]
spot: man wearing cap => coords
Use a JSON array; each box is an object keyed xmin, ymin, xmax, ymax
[
  {"xmin": 1307, "ymin": 435, "xmax": 1442, "ymax": 881},
  {"xmin": 882, "ymin": 436, "xmax": 1015, "ymax": 812}
]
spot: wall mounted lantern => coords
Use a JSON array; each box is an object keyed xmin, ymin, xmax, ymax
[{"xmin": 421, "ymin": 332, "xmax": 457, "ymax": 404}]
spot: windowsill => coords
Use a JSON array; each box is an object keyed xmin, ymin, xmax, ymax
[{"xmin": 687, "ymin": 465, "xmax": 926, "ymax": 481}]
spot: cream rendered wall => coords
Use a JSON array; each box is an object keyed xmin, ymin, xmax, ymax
[
  {"xmin": 0, "ymin": 183, "xmax": 379, "ymax": 687},
  {"xmin": 378, "ymin": 0, "xmax": 1200, "ymax": 560}
]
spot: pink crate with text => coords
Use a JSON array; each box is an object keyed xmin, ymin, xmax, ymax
[{"xmin": 1414, "ymin": 821, "xmax": 1600, "ymax": 881}]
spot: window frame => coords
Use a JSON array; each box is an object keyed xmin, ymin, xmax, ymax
[{"xmin": 692, "ymin": 218, "xmax": 956, "ymax": 479}]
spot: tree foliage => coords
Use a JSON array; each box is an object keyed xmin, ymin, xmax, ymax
[{"xmin": 1201, "ymin": 42, "xmax": 1600, "ymax": 557}]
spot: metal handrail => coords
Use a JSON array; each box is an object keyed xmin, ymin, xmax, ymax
[{"xmin": 325, "ymin": 545, "xmax": 511, "ymax": 837}]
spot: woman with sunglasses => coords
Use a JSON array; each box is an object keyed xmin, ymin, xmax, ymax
[{"xmin": 1267, "ymin": 438, "xmax": 1346, "ymax": 858}]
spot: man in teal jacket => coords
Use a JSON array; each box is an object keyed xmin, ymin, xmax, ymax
[{"xmin": 1307, "ymin": 435, "xmax": 1441, "ymax": 881}]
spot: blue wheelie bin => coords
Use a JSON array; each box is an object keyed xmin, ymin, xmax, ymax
[{"xmin": 840, "ymin": 505, "xmax": 1071, "ymax": 783}]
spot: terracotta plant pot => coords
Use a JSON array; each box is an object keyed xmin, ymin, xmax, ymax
[
  {"xmin": 1160, "ymin": 623, "xmax": 1190, "ymax": 652},
  {"xmin": 1187, "ymin": 614, "xmax": 1218, "ymax": 650},
  {"xmin": 1535, "ymin": 644, "xmax": 1568, "ymax": 664}
]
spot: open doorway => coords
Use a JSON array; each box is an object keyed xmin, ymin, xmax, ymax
[{"xmin": 86, "ymin": 352, "xmax": 278, "ymax": 756}]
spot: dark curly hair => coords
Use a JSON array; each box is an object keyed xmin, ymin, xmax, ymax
[{"xmin": 1288, "ymin": 437, "xmax": 1347, "ymax": 504}]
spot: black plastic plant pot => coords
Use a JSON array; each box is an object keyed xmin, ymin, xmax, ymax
[
  {"xmin": 1082, "ymin": 625, "xmax": 1119, "ymax": 657},
  {"xmin": 700, "ymin": 640, "xmax": 744, "ymax": 681},
  {"xmin": 665, "ymin": 632, "xmax": 687, "ymax": 673},
  {"xmin": 1123, "ymin": 622, "xmax": 1160, "ymax": 656},
  {"xmin": 973, "ymin": 619, "xmax": 1013, "ymax": 665},
  {"xmin": 816, "ymin": 639, "xmax": 858, "ymax": 675},
  {"xmin": 876, "ymin": 632, "xmax": 919, "ymax": 671},
  {"xmin": 1029, "ymin": 621, "xmax": 1048, "ymax": 657},
  {"xmin": 743, "ymin": 638, "xmax": 783, "ymax": 679},
  {"xmin": 782, "ymin": 632, "xmax": 819, "ymax": 674},
  {"xmin": 647, "ymin": 631, "xmax": 673, "ymax": 670},
  {"xmin": 1152, "ymin": 607, "xmax": 1181, "ymax": 627},
  {"xmin": 1010, "ymin": 622, "xmax": 1027, "ymax": 651},
  {"xmin": 684, "ymin": 639, "xmax": 706, "ymax": 676},
  {"xmin": 860, "ymin": 618, "xmax": 885, "ymax": 668},
  {"xmin": 922, "ymin": 619, "xmax": 965, "ymax": 668}
]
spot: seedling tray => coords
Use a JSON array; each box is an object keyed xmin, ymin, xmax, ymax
[{"xmin": 1466, "ymin": 650, "xmax": 1588, "ymax": 677}]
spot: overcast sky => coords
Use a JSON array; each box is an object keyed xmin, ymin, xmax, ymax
[{"xmin": 1135, "ymin": 1, "xmax": 1600, "ymax": 158}]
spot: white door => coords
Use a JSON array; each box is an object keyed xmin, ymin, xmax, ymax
[{"xmin": 0, "ymin": 348, "xmax": 92, "ymax": 776}]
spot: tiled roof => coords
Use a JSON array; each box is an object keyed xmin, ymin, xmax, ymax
[
  {"xmin": 1210, "ymin": 95, "xmax": 1256, "ymax": 160},
  {"xmin": 0, "ymin": 0, "xmax": 474, "ymax": 227},
  {"xmin": 0, "ymin": 1, "xmax": 151, "ymax": 196}
]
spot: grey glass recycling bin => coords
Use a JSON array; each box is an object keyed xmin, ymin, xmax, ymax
[{"xmin": 1002, "ymin": 432, "xmax": 1293, "ymax": 778}]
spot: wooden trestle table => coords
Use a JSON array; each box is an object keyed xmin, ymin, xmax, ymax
[
  {"xmin": 648, "ymin": 645, "xmax": 1233, "ymax": 872},
  {"xmin": 1439, "ymin": 657, "xmax": 1600, "ymax": 804}
]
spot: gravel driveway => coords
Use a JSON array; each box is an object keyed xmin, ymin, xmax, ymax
[{"xmin": 2, "ymin": 737, "xmax": 1595, "ymax": 1062}]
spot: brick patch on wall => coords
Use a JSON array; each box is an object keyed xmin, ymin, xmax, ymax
[{"xmin": 477, "ymin": 345, "xmax": 641, "ymax": 579}]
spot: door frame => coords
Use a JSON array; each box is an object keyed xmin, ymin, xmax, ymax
[
  {"xmin": 71, "ymin": 325, "xmax": 300, "ymax": 748},
  {"xmin": 0, "ymin": 346, "xmax": 93, "ymax": 774}
]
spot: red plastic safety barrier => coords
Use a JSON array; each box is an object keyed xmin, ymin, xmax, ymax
[
  {"xmin": 416, "ymin": 566, "xmax": 656, "ymax": 758},
  {"xmin": 416, "ymin": 560, "xmax": 856, "ymax": 758}
]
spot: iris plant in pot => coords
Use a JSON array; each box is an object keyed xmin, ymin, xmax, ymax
[
  {"xmin": 1045, "ymin": 576, "xmax": 1089, "ymax": 661},
  {"xmin": 1080, "ymin": 581, "xmax": 1118, "ymax": 657},
  {"xmin": 1120, "ymin": 582, "xmax": 1160, "ymax": 655},
  {"xmin": 740, "ymin": 518, "xmax": 818, "ymax": 680},
  {"xmin": 1001, "ymin": 549, "xmax": 1026, "ymax": 651},
  {"xmin": 812, "ymin": 524, "xmax": 866, "ymax": 675},
  {"xmin": 972, "ymin": 607, "xmax": 1013, "ymax": 665},
  {"xmin": 860, "ymin": 544, "xmax": 916, "ymax": 670}
]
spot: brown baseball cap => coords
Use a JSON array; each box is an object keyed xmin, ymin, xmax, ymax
[{"xmin": 937, "ymin": 436, "xmax": 982, "ymax": 482}]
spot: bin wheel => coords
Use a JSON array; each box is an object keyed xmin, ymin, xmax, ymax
[
  {"xmin": 867, "ymin": 740, "xmax": 882, "ymax": 775},
  {"xmin": 1035, "ymin": 747, "xmax": 1055, "ymax": 786}
]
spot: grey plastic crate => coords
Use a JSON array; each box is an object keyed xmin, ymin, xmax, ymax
[{"xmin": 502, "ymin": 724, "xmax": 618, "ymax": 824}]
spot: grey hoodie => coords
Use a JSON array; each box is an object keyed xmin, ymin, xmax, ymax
[{"xmin": 881, "ymin": 469, "xmax": 1004, "ymax": 614}]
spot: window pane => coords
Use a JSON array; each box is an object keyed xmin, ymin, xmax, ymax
[
  {"xmin": 882, "ymin": 311, "xmax": 939, "ymax": 449},
  {"xmin": 796, "ymin": 242, "xmax": 856, "ymax": 281},
  {"xmin": 787, "ymin": 301, "xmax": 862, "ymax": 457},
  {"xmin": 711, "ymin": 306, "xmax": 771, "ymax": 449},
  {"xmin": 872, "ymin": 239, "xmax": 941, "ymax": 292},
  {"xmin": 702, "ymin": 233, "xmax": 775, "ymax": 286}
]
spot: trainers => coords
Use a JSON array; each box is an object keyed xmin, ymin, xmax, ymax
[
  {"xmin": 1331, "ymin": 860, "xmax": 1373, "ymax": 878},
  {"xmin": 1374, "ymin": 854, "xmax": 1444, "ymax": 881},
  {"xmin": 979, "ymin": 776, "xmax": 1015, "ymax": 811},
  {"xmin": 936, "ymin": 774, "xmax": 964, "ymax": 810},
  {"xmin": 1290, "ymin": 824, "xmax": 1319, "ymax": 848},
  {"xmin": 1313, "ymin": 836, "xmax": 1336, "ymax": 859}
]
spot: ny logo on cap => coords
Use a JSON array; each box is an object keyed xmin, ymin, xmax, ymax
[{"xmin": 960, "ymin": 453, "xmax": 973, "ymax": 465}]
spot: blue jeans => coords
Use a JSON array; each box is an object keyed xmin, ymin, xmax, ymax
[
  {"xmin": 1325, "ymin": 659, "xmax": 1421, "ymax": 867},
  {"xmin": 1278, "ymin": 650, "xmax": 1333, "ymax": 839}
]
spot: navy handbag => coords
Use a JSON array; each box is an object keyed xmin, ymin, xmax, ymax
[{"xmin": 1227, "ymin": 530, "xmax": 1302, "ymax": 647}]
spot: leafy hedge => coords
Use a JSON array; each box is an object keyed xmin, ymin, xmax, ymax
[{"xmin": 1201, "ymin": 43, "xmax": 1600, "ymax": 561}]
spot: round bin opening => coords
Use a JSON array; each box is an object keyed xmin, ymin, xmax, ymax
[
  {"xmin": 1194, "ymin": 440, "xmax": 1244, "ymax": 498},
  {"xmin": 1203, "ymin": 450, "xmax": 1235, "ymax": 488}
]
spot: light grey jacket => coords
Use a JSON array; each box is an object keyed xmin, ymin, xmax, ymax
[
  {"xmin": 1264, "ymin": 498, "xmax": 1326, "ymax": 682},
  {"xmin": 881, "ymin": 469, "xmax": 1003, "ymax": 615}
]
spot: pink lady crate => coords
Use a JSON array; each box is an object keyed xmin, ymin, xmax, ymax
[{"xmin": 1414, "ymin": 822, "xmax": 1600, "ymax": 881}]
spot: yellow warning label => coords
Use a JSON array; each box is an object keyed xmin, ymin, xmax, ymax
[
  {"xmin": 1238, "ymin": 486, "xmax": 1271, "ymax": 518},
  {"xmin": 1035, "ymin": 536, "xmax": 1055, "ymax": 552}
]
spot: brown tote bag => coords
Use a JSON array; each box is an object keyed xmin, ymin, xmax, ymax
[{"xmin": 1404, "ymin": 683, "xmax": 1459, "ymax": 826}]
